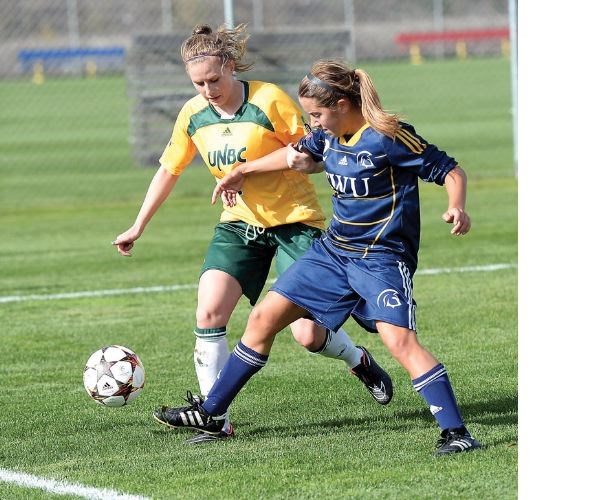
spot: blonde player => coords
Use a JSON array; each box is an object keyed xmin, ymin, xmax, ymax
[{"xmin": 113, "ymin": 24, "xmax": 393, "ymax": 443}]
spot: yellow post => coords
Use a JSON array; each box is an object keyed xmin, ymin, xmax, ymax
[
  {"xmin": 85, "ymin": 60, "xmax": 97, "ymax": 79},
  {"xmin": 32, "ymin": 61, "xmax": 45, "ymax": 85},
  {"xmin": 501, "ymin": 38, "xmax": 510, "ymax": 58},
  {"xmin": 455, "ymin": 41, "xmax": 467, "ymax": 59},
  {"xmin": 409, "ymin": 44, "xmax": 423, "ymax": 65}
]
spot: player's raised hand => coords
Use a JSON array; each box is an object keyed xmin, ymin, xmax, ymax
[
  {"xmin": 442, "ymin": 207, "xmax": 471, "ymax": 236},
  {"xmin": 112, "ymin": 226, "xmax": 142, "ymax": 256},
  {"xmin": 211, "ymin": 169, "xmax": 244, "ymax": 206}
]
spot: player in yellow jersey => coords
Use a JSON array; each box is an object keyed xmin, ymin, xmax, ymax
[{"xmin": 113, "ymin": 23, "xmax": 392, "ymax": 443}]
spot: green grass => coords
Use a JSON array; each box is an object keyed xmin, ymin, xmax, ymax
[{"xmin": 0, "ymin": 57, "xmax": 517, "ymax": 499}]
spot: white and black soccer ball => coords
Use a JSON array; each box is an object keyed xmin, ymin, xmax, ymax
[{"xmin": 83, "ymin": 345, "xmax": 145, "ymax": 407}]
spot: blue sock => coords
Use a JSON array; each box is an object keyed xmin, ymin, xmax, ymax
[
  {"xmin": 412, "ymin": 363, "xmax": 465, "ymax": 431},
  {"xmin": 202, "ymin": 341, "xmax": 268, "ymax": 416}
]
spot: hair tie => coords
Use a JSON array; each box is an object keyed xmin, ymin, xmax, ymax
[
  {"xmin": 306, "ymin": 73, "xmax": 339, "ymax": 93},
  {"xmin": 185, "ymin": 53, "xmax": 217, "ymax": 63}
]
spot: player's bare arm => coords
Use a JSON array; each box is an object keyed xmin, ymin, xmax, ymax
[
  {"xmin": 211, "ymin": 146, "xmax": 322, "ymax": 206},
  {"xmin": 442, "ymin": 165, "xmax": 471, "ymax": 236},
  {"xmin": 286, "ymin": 143, "xmax": 324, "ymax": 173},
  {"xmin": 211, "ymin": 147, "xmax": 288, "ymax": 205},
  {"xmin": 113, "ymin": 167, "xmax": 179, "ymax": 256}
]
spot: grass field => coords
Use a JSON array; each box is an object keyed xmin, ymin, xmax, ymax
[{"xmin": 0, "ymin": 57, "xmax": 517, "ymax": 499}]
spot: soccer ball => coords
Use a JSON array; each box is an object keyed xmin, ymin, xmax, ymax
[{"xmin": 83, "ymin": 345, "xmax": 145, "ymax": 407}]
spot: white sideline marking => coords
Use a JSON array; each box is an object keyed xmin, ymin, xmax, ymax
[
  {"xmin": 0, "ymin": 263, "xmax": 515, "ymax": 305},
  {"xmin": 416, "ymin": 262, "xmax": 515, "ymax": 275},
  {"xmin": 0, "ymin": 284, "xmax": 196, "ymax": 304},
  {"xmin": 0, "ymin": 468, "xmax": 150, "ymax": 499}
]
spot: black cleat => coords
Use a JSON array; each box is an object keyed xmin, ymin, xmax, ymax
[
  {"xmin": 350, "ymin": 346, "xmax": 393, "ymax": 405},
  {"xmin": 153, "ymin": 390, "xmax": 225, "ymax": 436},
  {"xmin": 433, "ymin": 427, "xmax": 483, "ymax": 456},
  {"xmin": 185, "ymin": 423, "xmax": 235, "ymax": 444}
]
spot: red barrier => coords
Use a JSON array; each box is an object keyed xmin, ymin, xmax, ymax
[{"xmin": 395, "ymin": 27, "xmax": 509, "ymax": 45}]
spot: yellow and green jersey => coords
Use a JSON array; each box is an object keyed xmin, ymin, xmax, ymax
[{"xmin": 159, "ymin": 80, "xmax": 325, "ymax": 230}]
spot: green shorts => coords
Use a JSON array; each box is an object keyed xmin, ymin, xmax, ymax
[{"xmin": 201, "ymin": 221, "xmax": 323, "ymax": 305}]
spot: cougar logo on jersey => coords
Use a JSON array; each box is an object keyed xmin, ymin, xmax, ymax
[
  {"xmin": 207, "ymin": 145, "xmax": 246, "ymax": 171},
  {"xmin": 377, "ymin": 289, "xmax": 402, "ymax": 309},
  {"xmin": 356, "ymin": 151, "xmax": 374, "ymax": 168}
]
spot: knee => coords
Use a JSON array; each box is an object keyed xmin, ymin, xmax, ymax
[
  {"xmin": 382, "ymin": 328, "xmax": 420, "ymax": 357},
  {"xmin": 243, "ymin": 306, "xmax": 277, "ymax": 344},
  {"xmin": 290, "ymin": 321, "xmax": 322, "ymax": 350},
  {"xmin": 196, "ymin": 305, "xmax": 227, "ymax": 328},
  {"xmin": 246, "ymin": 302, "xmax": 294, "ymax": 340},
  {"xmin": 246, "ymin": 305, "xmax": 267, "ymax": 331}
]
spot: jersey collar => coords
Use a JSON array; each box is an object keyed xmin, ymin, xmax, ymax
[
  {"xmin": 207, "ymin": 80, "xmax": 249, "ymax": 120},
  {"xmin": 338, "ymin": 123, "xmax": 370, "ymax": 146}
]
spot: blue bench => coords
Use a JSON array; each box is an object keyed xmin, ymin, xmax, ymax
[{"xmin": 18, "ymin": 46, "xmax": 125, "ymax": 75}]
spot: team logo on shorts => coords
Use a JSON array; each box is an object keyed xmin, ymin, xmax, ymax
[{"xmin": 377, "ymin": 289, "xmax": 402, "ymax": 309}]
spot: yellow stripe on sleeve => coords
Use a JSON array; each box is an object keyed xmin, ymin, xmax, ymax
[{"xmin": 395, "ymin": 131, "xmax": 424, "ymax": 154}]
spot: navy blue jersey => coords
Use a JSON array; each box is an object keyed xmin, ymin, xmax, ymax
[{"xmin": 297, "ymin": 122, "xmax": 456, "ymax": 269}]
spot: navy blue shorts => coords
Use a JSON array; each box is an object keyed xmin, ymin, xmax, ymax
[{"xmin": 270, "ymin": 237, "xmax": 417, "ymax": 333}]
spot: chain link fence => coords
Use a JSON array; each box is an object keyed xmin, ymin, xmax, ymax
[
  {"xmin": 1, "ymin": 0, "xmax": 509, "ymax": 77},
  {"xmin": 0, "ymin": 0, "xmax": 514, "ymax": 176}
]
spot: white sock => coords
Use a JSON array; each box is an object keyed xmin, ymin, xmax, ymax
[
  {"xmin": 314, "ymin": 328, "xmax": 362, "ymax": 369},
  {"xmin": 193, "ymin": 328, "xmax": 231, "ymax": 432}
]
